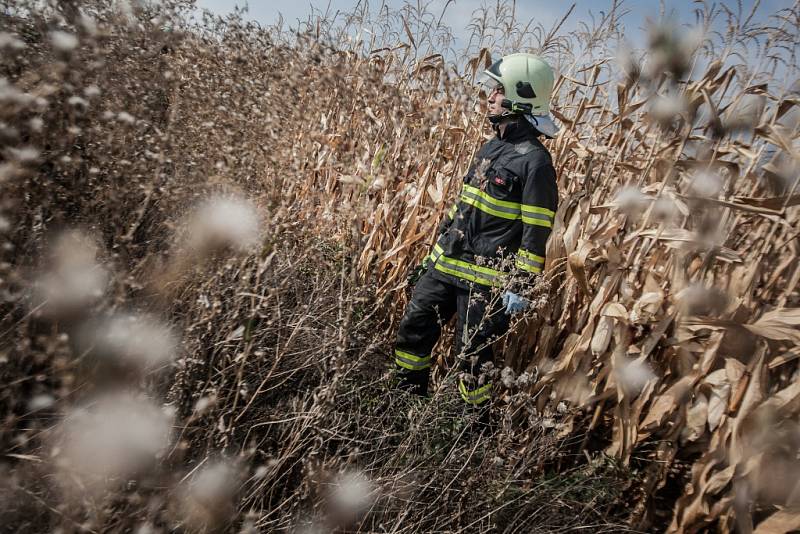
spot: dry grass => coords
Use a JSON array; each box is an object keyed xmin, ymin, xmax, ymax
[{"xmin": 1, "ymin": 0, "xmax": 799, "ymax": 532}]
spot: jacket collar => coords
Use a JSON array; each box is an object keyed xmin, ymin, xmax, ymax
[{"xmin": 494, "ymin": 116, "xmax": 541, "ymax": 143}]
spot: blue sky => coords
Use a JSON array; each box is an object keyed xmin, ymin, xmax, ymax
[{"xmin": 196, "ymin": 0, "xmax": 792, "ymax": 49}]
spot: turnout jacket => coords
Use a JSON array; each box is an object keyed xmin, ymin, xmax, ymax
[{"xmin": 425, "ymin": 118, "xmax": 558, "ymax": 291}]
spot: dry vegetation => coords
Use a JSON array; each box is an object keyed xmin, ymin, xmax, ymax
[{"xmin": 1, "ymin": 0, "xmax": 799, "ymax": 532}]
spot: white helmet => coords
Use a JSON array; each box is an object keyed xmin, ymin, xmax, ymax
[{"xmin": 481, "ymin": 53, "xmax": 559, "ymax": 137}]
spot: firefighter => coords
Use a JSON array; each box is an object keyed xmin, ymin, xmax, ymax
[{"xmin": 393, "ymin": 53, "xmax": 559, "ymax": 412}]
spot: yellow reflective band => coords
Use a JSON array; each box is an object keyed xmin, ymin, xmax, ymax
[
  {"xmin": 462, "ymin": 196, "xmax": 519, "ymax": 220},
  {"xmin": 518, "ymin": 249, "xmax": 545, "ymax": 262},
  {"xmin": 433, "ymin": 254, "xmax": 506, "ymax": 287},
  {"xmin": 461, "ymin": 185, "xmax": 521, "ymax": 220},
  {"xmin": 459, "ymin": 380, "xmax": 492, "ymax": 404},
  {"xmin": 521, "ymin": 216, "xmax": 552, "ymax": 228},
  {"xmin": 521, "ymin": 204, "xmax": 555, "ymax": 217},
  {"xmin": 516, "ymin": 258, "xmax": 542, "ymax": 273},
  {"xmin": 429, "ymin": 245, "xmax": 507, "ymax": 288},
  {"xmin": 427, "ymin": 243, "xmax": 444, "ymax": 264},
  {"xmin": 438, "ymin": 255, "xmax": 502, "ymax": 277},
  {"xmin": 516, "ymin": 249, "xmax": 544, "ymax": 273},
  {"xmin": 395, "ymin": 349, "xmax": 431, "ymax": 371},
  {"xmin": 447, "ymin": 204, "xmax": 457, "ymax": 219},
  {"xmin": 463, "ymin": 185, "xmax": 522, "ymax": 210},
  {"xmin": 434, "ymin": 262, "xmax": 497, "ymax": 287},
  {"xmin": 521, "ymin": 204, "xmax": 555, "ymax": 228}
]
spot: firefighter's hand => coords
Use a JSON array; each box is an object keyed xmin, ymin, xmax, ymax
[{"xmin": 502, "ymin": 291, "xmax": 528, "ymax": 315}]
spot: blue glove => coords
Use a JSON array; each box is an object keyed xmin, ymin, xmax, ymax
[{"xmin": 502, "ymin": 291, "xmax": 528, "ymax": 315}]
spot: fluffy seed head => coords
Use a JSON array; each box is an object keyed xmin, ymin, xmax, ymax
[
  {"xmin": 0, "ymin": 32, "xmax": 26, "ymax": 50},
  {"xmin": 28, "ymin": 117, "xmax": 43, "ymax": 131},
  {"xmin": 652, "ymin": 196, "xmax": 681, "ymax": 223},
  {"xmin": 721, "ymin": 94, "xmax": 766, "ymax": 133},
  {"xmin": 117, "ymin": 111, "xmax": 136, "ymax": 124},
  {"xmin": 645, "ymin": 22, "xmax": 703, "ymax": 80},
  {"xmin": 32, "ymin": 269, "xmax": 108, "ymax": 319},
  {"xmin": 0, "ymin": 78, "xmax": 34, "ymax": 106},
  {"xmin": 613, "ymin": 186, "xmax": 649, "ymax": 217},
  {"xmin": 52, "ymin": 393, "xmax": 173, "ymax": 495},
  {"xmin": 615, "ymin": 358, "xmax": 655, "ymax": 397},
  {"xmin": 78, "ymin": 12, "xmax": 99, "ymax": 35},
  {"xmin": 176, "ymin": 460, "xmax": 239, "ymax": 532},
  {"xmin": 28, "ymin": 394, "xmax": 55, "ymax": 411},
  {"xmin": 676, "ymin": 284, "xmax": 729, "ymax": 316},
  {"xmin": 76, "ymin": 313, "xmax": 177, "ymax": 381},
  {"xmin": 84, "ymin": 85, "xmax": 101, "ymax": 97},
  {"xmin": 649, "ymin": 93, "xmax": 688, "ymax": 127},
  {"xmin": 188, "ymin": 196, "xmax": 261, "ymax": 255},
  {"xmin": 67, "ymin": 95, "xmax": 89, "ymax": 108},
  {"xmin": 689, "ymin": 171, "xmax": 723, "ymax": 198},
  {"xmin": 2, "ymin": 90, "xmax": 36, "ymax": 113},
  {"xmin": 329, "ymin": 471, "xmax": 376, "ymax": 516},
  {"xmin": 5, "ymin": 146, "xmax": 40, "ymax": 163},
  {"xmin": 191, "ymin": 462, "xmax": 238, "ymax": 503},
  {"xmin": 740, "ymin": 407, "xmax": 800, "ymax": 506},
  {"xmin": 193, "ymin": 393, "xmax": 217, "ymax": 415},
  {"xmin": 49, "ymin": 30, "xmax": 79, "ymax": 52},
  {"xmin": 31, "ymin": 230, "xmax": 108, "ymax": 319},
  {"xmin": 616, "ymin": 41, "xmax": 640, "ymax": 84}
]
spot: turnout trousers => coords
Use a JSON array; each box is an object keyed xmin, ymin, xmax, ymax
[{"xmin": 394, "ymin": 270, "xmax": 510, "ymax": 405}]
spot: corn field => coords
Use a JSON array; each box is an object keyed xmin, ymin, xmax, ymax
[{"xmin": 1, "ymin": 0, "xmax": 799, "ymax": 532}]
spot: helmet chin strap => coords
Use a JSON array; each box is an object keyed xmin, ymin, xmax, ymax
[
  {"xmin": 488, "ymin": 98, "xmax": 516, "ymax": 124},
  {"xmin": 487, "ymin": 112, "xmax": 512, "ymax": 125},
  {"xmin": 488, "ymin": 97, "xmax": 536, "ymax": 125}
]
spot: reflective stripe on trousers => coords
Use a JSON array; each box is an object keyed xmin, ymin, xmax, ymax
[{"xmin": 459, "ymin": 380, "xmax": 492, "ymax": 405}]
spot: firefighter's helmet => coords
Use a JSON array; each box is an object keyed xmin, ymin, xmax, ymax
[{"xmin": 481, "ymin": 53, "xmax": 559, "ymax": 137}]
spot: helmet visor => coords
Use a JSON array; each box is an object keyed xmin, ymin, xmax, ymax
[
  {"xmin": 486, "ymin": 58, "xmax": 504, "ymax": 78},
  {"xmin": 476, "ymin": 71, "xmax": 504, "ymax": 98}
]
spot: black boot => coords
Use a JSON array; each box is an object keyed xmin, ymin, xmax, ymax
[
  {"xmin": 467, "ymin": 404, "xmax": 494, "ymax": 436},
  {"xmin": 397, "ymin": 368, "xmax": 429, "ymax": 396}
]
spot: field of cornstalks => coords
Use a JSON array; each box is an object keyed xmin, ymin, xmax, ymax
[{"xmin": 1, "ymin": 0, "xmax": 799, "ymax": 532}]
